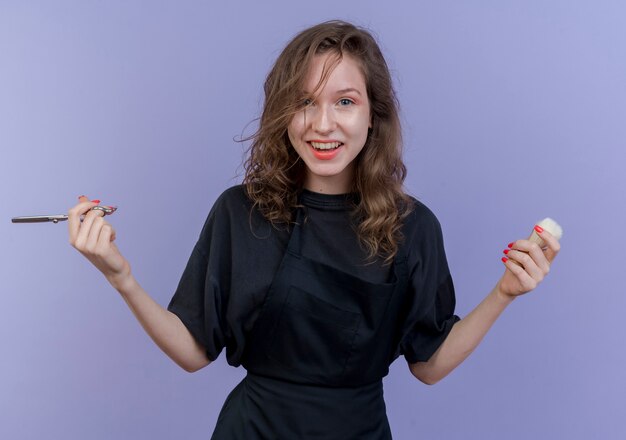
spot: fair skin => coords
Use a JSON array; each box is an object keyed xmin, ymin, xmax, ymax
[
  {"xmin": 288, "ymin": 53, "xmax": 371, "ymax": 194},
  {"xmin": 69, "ymin": 53, "xmax": 560, "ymax": 382}
]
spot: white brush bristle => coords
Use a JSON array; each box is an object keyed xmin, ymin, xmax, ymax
[{"xmin": 537, "ymin": 217, "xmax": 563, "ymax": 241}]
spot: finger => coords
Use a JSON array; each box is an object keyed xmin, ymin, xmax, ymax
[
  {"xmin": 74, "ymin": 208, "xmax": 105, "ymax": 250},
  {"xmin": 502, "ymin": 258, "xmax": 537, "ymax": 292},
  {"xmin": 85, "ymin": 214, "xmax": 107, "ymax": 252},
  {"xmin": 506, "ymin": 249, "xmax": 545, "ymax": 281},
  {"xmin": 512, "ymin": 237, "xmax": 555, "ymax": 271},
  {"xmin": 512, "ymin": 239, "xmax": 550, "ymax": 272},
  {"xmin": 68, "ymin": 200, "xmax": 100, "ymax": 245},
  {"xmin": 535, "ymin": 229, "xmax": 561, "ymax": 262},
  {"xmin": 97, "ymin": 223, "xmax": 115, "ymax": 250}
]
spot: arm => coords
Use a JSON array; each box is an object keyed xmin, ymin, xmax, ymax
[
  {"xmin": 409, "ymin": 283, "xmax": 513, "ymax": 385},
  {"xmin": 69, "ymin": 196, "xmax": 211, "ymax": 373},
  {"xmin": 409, "ymin": 227, "xmax": 561, "ymax": 385},
  {"xmin": 110, "ymin": 274, "xmax": 211, "ymax": 373}
]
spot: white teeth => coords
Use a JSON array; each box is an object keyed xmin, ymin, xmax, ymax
[{"xmin": 310, "ymin": 141, "xmax": 341, "ymax": 150}]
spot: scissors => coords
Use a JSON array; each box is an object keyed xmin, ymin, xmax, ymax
[{"xmin": 12, "ymin": 206, "xmax": 118, "ymax": 224}]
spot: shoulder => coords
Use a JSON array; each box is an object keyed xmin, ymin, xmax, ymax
[
  {"xmin": 402, "ymin": 196, "xmax": 443, "ymax": 236},
  {"xmin": 212, "ymin": 184, "xmax": 252, "ymax": 210},
  {"xmin": 399, "ymin": 195, "xmax": 447, "ymax": 257},
  {"xmin": 399, "ymin": 196, "xmax": 451, "ymax": 280},
  {"xmin": 200, "ymin": 184, "xmax": 280, "ymax": 242},
  {"xmin": 196, "ymin": 185, "xmax": 252, "ymax": 241},
  {"xmin": 204, "ymin": 184, "xmax": 259, "ymax": 222}
]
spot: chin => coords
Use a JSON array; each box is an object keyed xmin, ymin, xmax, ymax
[{"xmin": 307, "ymin": 165, "xmax": 347, "ymax": 178}]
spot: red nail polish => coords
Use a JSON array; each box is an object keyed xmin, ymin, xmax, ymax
[
  {"xmin": 502, "ymin": 257, "xmax": 508, "ymax": 263},
  {"xmin": 503, "ymin": 249, "xmax": 509, "ymax": 255},
  {"xmin": 92, "ymin": 199, "xmax": 101, "ymax": 204},
  {"xmin": 507, "ymin": 242, "xmax": 514, "ymax": 248},
  {"xmin": 534, "ymin": 225, "xmax": 544, "ymax": 233}
]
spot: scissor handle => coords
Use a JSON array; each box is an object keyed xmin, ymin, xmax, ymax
[{"xmin": 91, "ymin": 206, "xmax": 117, "ymax": 215}]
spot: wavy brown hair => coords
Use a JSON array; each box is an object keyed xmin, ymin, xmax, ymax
[{"xmin": 243, "ymin": 20, "xmax": 412, "ymax": 263}]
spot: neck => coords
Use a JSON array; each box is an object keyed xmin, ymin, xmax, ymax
[{"xmin": 304, "ymin": 168, "xmax": 354, "ymax": 195}]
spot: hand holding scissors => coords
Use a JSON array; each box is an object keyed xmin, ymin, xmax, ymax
[
  {"xmin": 12, "ymin": 195, "xmax": 131, "ymax": 289},
  {"xmin": 64, "ymin": 195, "xmax": 130, "ymax": 288}
]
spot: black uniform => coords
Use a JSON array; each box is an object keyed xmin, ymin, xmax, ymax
[{"xmin": 168, "ymin": 186, "xmax": 459, "ymax": 439}]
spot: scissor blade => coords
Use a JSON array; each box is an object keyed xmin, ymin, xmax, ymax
[{"xmin": 11, "ymin": 215, "xmax": 69, "ymax": 223}]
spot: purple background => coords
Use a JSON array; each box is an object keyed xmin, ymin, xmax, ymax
[{"xmin": 2, "ymin": 1, "xmax": 625, "ymax": 438}]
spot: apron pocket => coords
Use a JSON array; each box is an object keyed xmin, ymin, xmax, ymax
[{"xmin": 268, "ymin": 286, "xmax": 361, "ymax": 383}]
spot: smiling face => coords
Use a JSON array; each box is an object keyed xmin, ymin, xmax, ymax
[{"xmin": 287, "ymin": 53, "xmax": 371, "ymax": 194}]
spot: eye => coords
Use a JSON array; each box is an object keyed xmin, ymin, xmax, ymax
[
  {"xmin": 338, "ymin": 98, "xmax": 354, "ymax": 106},
  {"xmin": 303, "ymin": 98, "xmax": 313, "ymax": 106}
]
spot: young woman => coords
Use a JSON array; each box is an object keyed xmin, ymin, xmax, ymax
[{"xmin": 68, "ymin": 20, "xmax": 560, "ymax": 439}]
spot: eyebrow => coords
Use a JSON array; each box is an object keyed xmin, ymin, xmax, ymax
[
  {"xmin": 303, "ymin": 88, "xmax": 363, "ymax": 96},
  {"xmin": 335, "ymin": 88, "xmax": 362, "ymax": 96}
]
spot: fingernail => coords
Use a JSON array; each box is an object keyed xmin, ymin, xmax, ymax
[
  {"xmin": 534, "ymin": 225, "xmax": 544, "ymax": 233},
  {"xmin": 502, "ymin": 257, "xmax": 508, "ymax": 263},
  {"xmin": 78, "ymin": 195, "xmax": 86, "ymax": 199},
  {"xmin": 503, "ymin": 249, "xmax": 510, "ymax": 255},
  {"xmin": 91, "ymin": 199, "xmax": 101, "ymax": 204},
  {"xmin": 507, "ymin": 242, "xmax": 514, "ymax": 248}
]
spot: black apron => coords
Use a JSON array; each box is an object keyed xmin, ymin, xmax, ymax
[{"xmin": 211, "ymin": 207, "xmax": 409, "ymax": 439}]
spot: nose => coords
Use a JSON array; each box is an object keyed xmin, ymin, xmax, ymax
[{"xmin": 311, "ymin": 105, "xmax": 336, "ymax": 134}]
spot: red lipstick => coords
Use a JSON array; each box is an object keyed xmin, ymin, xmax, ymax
[{"xmin": 308, "ymin": 140, "xmax": 343, "ymax": 161}]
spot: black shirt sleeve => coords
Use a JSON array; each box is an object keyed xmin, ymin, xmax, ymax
[
  {"xmin": 167, "ymin": 186, "xmax": 289, "ymax": 365},
  {"xmin": 398, "ymin": 200, "xmax": 460, "ymax": 364},
  {"xmin": 167, "ymin": 193, "xmax": 232, "ymax": 362}
]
